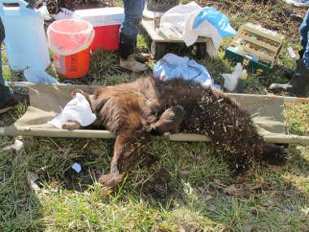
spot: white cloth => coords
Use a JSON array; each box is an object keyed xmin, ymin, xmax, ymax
[
  {"xmin": 282, "ymin": 0, "xmax": 309, "ymax": 7},
  {"xmin": 159, "ymin": 2, "xmax": 235, "ymax": 57},
  {"xmin": 48, "ymin": 93, "xmax": 97, "ymax": 129},
  {"xmin": 159, "ymin": 2, "xmax": 202, "ymax": 43}
]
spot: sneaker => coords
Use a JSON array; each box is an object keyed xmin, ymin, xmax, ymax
[{"xmin": 120, "ymin": 55, "xmax": 148, "ymax": 72}]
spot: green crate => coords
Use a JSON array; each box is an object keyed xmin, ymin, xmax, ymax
[{"xmin": 225, "ymin": 47, "xmax": 272, "ymax": 74}]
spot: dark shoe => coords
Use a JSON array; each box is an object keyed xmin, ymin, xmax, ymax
[
  {"xmin": 119, "ymin": 32, "xmax": 136, "ymax": 60},
  {"xmin": 0, "ymin": 93, "xmax": 28, "ymax": 114},
  {"xmin": 288, "ymin": 64, "xmax": 309, "ymax": 97},
  {"xmin": 0, "ymin": 96, "xmax": 18, "ymax": 114},
  {"xmin": 269, "ymin": 62, "xmax": 309, "ymax": 97}
]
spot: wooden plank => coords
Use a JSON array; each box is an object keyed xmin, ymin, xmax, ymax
[
  {"xmin": 141, "ymin": 18, "xmax": 208, "ymax": 43},
  {"xmin": 240, "ymin": 24, "xmax": 284, "ymax": 43},
  {"xmin": 167, "ymin": 133, "xmax": 309, "ymax": 146},
  {"xmin": 1, "ymin": 127, "xmax": 309, "ymax": 145},
  {"xmin": 241, "ymin": 35, "xmax": 279, "ymax": 53},
  {"xmin": 0, "ymin": 127, "xmax": 115, "ymax": 139},
  {"xmin": 167, "ymin": 133, "xmax": 210, "ymax": 142},
  {"xmin": 242, "ymin": 46, "xmax": 275, "ymax": 64}
]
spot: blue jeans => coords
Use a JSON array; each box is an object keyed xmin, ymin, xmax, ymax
[
  {"xmin": 121, "ymin": 0, "xmax": 145, "ymax": 41},
  {"xmin": 299, "ymin": 9, "xmax": 309, "ymax": 69}
]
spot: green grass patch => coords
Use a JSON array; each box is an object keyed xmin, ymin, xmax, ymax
[{"xmin": 285, "ymin": 102, "xmax": 309, "ymax": 136}]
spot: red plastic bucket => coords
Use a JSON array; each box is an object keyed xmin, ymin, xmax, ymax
[
  {"xmin": 53, "ymin": 48, "xmax": 91, "ymax": 79},
  {"xmin": 47, "ymin": 19, "xmax": 94, "ymax": 79}
]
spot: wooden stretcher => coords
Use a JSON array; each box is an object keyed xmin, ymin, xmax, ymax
[{"xmin": 1, "ymin": 83, "xmax": 309, "ymax": 145}]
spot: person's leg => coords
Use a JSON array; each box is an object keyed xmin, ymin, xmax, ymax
[
  {"xmin": 0, "ymin": 56, "xmax": 17, "ymax": 114},
  {"xmin": 299, "ymin": 10, "xmax": 309, "ymax": 57},
  {"xmin": 0, "ymin": 49, "xmax": 13, "ymax": 103},
  {"xmin": 119, "ymin": 0, "xmax": 147, "ymax": 72},
  {"xmin": 269, "ymin": 11, "xmax": 309, "ymax": 97},
  {"xmin": 287, "ymin": 31, "xmax": 309, "ymax": 97},
  {"xmin": 0, "ymin": 19, "xmax": 25, "ymax": 114}
]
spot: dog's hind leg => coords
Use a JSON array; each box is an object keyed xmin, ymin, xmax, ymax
[{"xmin": 99, "ymin": 129, "xmax": 148, "ymax": 188}]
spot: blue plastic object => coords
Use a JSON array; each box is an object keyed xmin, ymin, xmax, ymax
[
  {"xmin": 193, "ymin": 7, "xmax": 236, "ymax": 38},
  {"xmin": 153, "ymin": 53, "xmax": 213, "ymax": 88}
]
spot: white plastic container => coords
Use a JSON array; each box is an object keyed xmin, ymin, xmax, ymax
[
  {"xmin": 73, "ymin": 7, "xmax": 124, "ymax": 51},
  {"xmin": 0, "ymin": 0, "xmax": 51, "ymax": 72}
]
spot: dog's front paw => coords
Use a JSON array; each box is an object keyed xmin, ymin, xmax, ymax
[
  {"xmin": 99, "ymin": 173, "xmax": 124, "ymax": 188},
  {"xmin": 62, "ymin": 121, "xmax": 81, "ymax": 130}
]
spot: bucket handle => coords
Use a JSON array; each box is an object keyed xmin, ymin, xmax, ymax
[
  {"xmin": 0, "ymin": 0, "xmax": 29, "ymax": 9},
  {"xmin": 0, "ymin": 0, "xmax": 33, "ymax": 19}
]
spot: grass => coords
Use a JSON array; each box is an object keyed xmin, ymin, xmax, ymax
[
  {"xmin": 285, "ymin": 102, "xmax": 309, "ymax": 136},
  {"xmin": 0, "ymin": 136, "xmax": 308, "ymax": 231},
  {"xmin": 1, "ymin": 0, "xmax": 309, "ymax": 231}
]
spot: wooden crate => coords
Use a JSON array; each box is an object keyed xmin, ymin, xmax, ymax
[{"xmin": 225, "ymin": 23, "xmax": 284, "ymax": 73}]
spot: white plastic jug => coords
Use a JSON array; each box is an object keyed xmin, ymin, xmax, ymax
[{"xmin": 0, "ymin": 0, "xmax": 51, "ymax": 72}]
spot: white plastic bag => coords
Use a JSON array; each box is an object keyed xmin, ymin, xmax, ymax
[
  {"xmin": 222, "ymin": 63, "xmax": 247, "ymax": 92},
  {"xmin": 38, "ymin": 3, "xmax": 52, "ymax": 21},
  {"xmin": 159, "ymin": 2, "xmax": 202, "ymax": 42},
  {"xmin": 159, "ymin": 1, "xmax": 235, "ymax": 57},
  {"xmin": 47, "ymin": 19, "xmax": 94, "ymax": 56}
]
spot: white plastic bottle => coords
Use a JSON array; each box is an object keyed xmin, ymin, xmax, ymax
[{"xmin": 0, "ymin": 0, "xmax": 50, "ymax": 72}]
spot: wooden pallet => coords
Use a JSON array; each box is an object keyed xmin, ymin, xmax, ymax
[
  {"xmin": 227, "ymin": 23, "xmax": 284, "ymax": 69},
  {"xmin": 141, "ymin": 18, "xmax": 210, "ymax": 60}
]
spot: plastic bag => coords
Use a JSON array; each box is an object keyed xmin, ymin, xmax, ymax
[
  {"xmin": 153, "ymin": 53, "xmax": 214, "ymax": 88},
  {"xmin": 193, "ymin": 7, "xmax": 236, "ymax": 37},
  {"xmin": 38, "ymin": 3, "xmax": 52, "ymax": 21},
  {"xmin": 222, "ymin": 63, "xmax": 247, "ymax": 92},
  {"xmin": 159, "ymin": 2, "xmax": 203, "ymax": 42},
  {"xmin": 47, "ymin": 19, "xmax": 94, "ymax": 56},
  {"xmin": 23, "ymin": 69, "xmax": 59, "ymax": 84},
  {"xmin": 159, "ymin": 2, "xmax": 235, "ymax": 57}
]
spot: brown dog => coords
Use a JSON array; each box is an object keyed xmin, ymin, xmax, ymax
[{"xmin": 64, "ymin": 77, "xmax": 287, "ymax": 188}]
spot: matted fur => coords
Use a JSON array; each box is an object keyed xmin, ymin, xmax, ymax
[{"xmin": 67, "ymin": 77, "xmax": 286, "ymax": 187}]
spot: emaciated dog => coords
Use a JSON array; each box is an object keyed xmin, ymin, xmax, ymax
[{"xmin": 63, "ymin": 77, "xmax": 287, "ymax": 188}]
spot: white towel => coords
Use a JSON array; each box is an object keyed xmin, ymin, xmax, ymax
[{"xmin": 48, "ymin": 93, "xmax": 97, "ymax": 129}]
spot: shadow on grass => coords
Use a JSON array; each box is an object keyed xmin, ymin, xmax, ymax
[
  {"xmin": 0, "ymin": 135, "xmax": 308, "ymax": 231},
  {"xmin": 0, "ymin": 137, "xmax": 45, "ymax": 231},
  {"xmin": 111, "ymin": 140, "xmax": 309, "ymax": 231}
]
